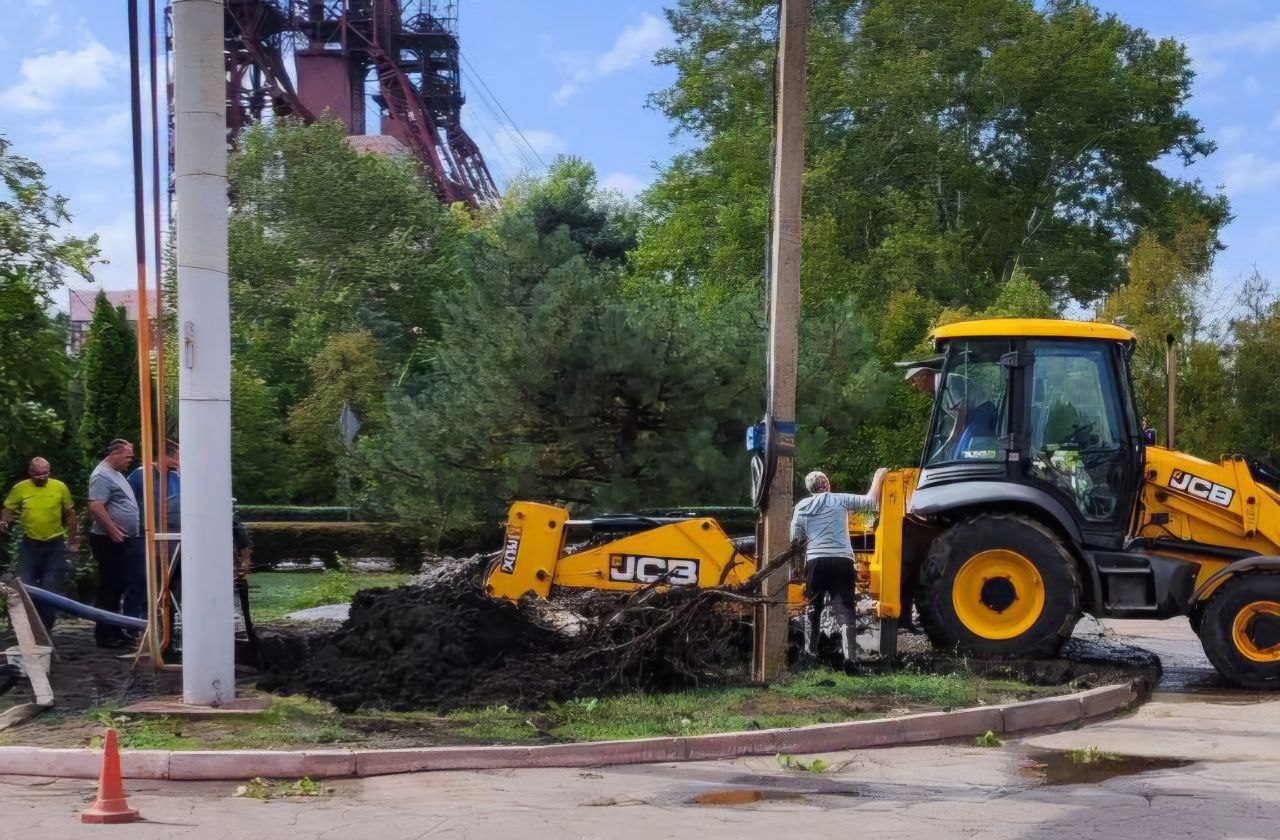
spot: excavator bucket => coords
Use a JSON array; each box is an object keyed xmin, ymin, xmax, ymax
[{"xmin": 486, "ymin": 501, "xmax": 570, "ymax": 602}]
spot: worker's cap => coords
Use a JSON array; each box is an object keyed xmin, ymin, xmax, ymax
[
  {"xmin": 804, "ymin": 471, "xmax": 829, "ymax": 492},
  {"xmin": 895, "ymin": 356, "xmax": 944, "ymax": 380}
]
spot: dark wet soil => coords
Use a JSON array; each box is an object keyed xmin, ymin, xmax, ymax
[
  {"xmin": 258, "ymin": 555, "xmax": 754, "ymax": 713},
  {"xmin": 0, "ymin": 620, "xmax": 186, "ymax": 713}
]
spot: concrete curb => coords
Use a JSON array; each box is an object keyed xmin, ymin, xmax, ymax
[{"xmin": 0, "ymin": 680, "xmax": 1146, "ymax": 781}]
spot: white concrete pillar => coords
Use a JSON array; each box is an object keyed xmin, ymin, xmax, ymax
[{"xmin": 174, "ymin": 0, "xmax": 234, "ymax": 706}]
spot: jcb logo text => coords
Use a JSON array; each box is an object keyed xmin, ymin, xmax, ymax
[
  {"xmin": 608, "ymin": 554, "xmax": 699, "ymax": 586},
  {"xmin": 1168, "ymin": 470, "xmax": 1234, "ymax": 507}
]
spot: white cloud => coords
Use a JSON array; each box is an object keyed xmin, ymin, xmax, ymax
[
  {"xmin": 601, "ymin": 171, "xmax": 648, "ymax": 198},
  {"xmin": 554, "ymin": 14, "xmax": 671, "ymax": 105},
  {"xmin": 1184, "ymin": 15, "xmax": 1280, "ymax": 79},
  {"xmin": 31, "ymin": 107, "xmax": 132, "ymax": 168},
  {"xmin": 1219, "ymin": 124, "xmax": 1248, "ymax": 146},
  {"xmin": 1221, "ymin": 153, "xmax": 1280, "ymax": 195},
  {"xmin": 60, "ymin": 210, "xmax": 142, "ymax": 298},
  {"xmin": 0, "ymin": 38, "xmax": 125, "ymax": 111}
]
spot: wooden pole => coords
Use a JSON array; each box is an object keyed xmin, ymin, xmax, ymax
[{"xmin": 752, "ymin": 0, "xmax": 809, "ymax": 684}]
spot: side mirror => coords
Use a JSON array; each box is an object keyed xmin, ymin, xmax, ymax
[{"xmin": 1143, "ymin": 428, "xmax": 1157, "ymax": 446}]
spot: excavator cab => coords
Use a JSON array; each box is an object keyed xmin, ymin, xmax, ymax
[
  {"xmin": 903, "ymin": 319, "xmax": 1280, "ymax": 688},
  {"xmin": 917, "ymin": 321, "xmax": 1143, "ymax": 549}
]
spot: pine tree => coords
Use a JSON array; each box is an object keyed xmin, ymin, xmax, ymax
[{"xmin": 76, "ymin": 293, "xmax": 140, "ymax": 462}]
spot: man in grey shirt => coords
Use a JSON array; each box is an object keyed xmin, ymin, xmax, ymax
[
  {"xmin": 790, "ymin": 468, "xmax": 886, "ymax": 669},
  {"xmin": 87, "ymin": 439, "xmax": 143, "ymax": 648}
]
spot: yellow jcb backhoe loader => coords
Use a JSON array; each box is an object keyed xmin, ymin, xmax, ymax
[{"xmin": 488, "ymin": 319, "xmax": 1280, "ymax": 689}]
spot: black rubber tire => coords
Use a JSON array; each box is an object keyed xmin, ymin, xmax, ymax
[
  {"xmin": 917, "ymin": 513, "xmax": 1082, "ymax": 658},
  {"xmin": 1199, "ymin": 573, "xmax": 1280, "ymax": 690}
]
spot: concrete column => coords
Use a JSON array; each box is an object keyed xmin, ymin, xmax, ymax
[{"xmin": 173, "ymin": 0, "xmax": 234, "ymax": 706}]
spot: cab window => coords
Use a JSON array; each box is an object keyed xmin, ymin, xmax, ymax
[
  {"xmin": 926, "ymin": 341, "xmax": 1009, "ymax": 465},
  {"xmin": 1028, "ymin": 341, "xmax": 1125, "ymax": 522}
]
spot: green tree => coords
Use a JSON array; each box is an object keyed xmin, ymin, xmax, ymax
[
  {"xmin": 1097, "ymin": 222, "xmax": 1225, "ymax": 453},
  {"xmin": 287, "ymin": 331, "xmax": 388, "ymax": 502},
  {"xmin": 0, "ymin": 136, "xmax": 98, "ymax": 484},
  {"xmin": 358, "ymin": 160, "xmax": 887, "ymax": 543},
  {"xmin": 229, "ymin": 118, "xmax": 467, "ymax": 404},
  {"xmin": 1228, "ymin": 275, "xmax": 1280, "ymax": 466},
  {"xmin": 639, "ymin": 0, "xmax": 1227, "ymax": 321},
  {"xmin": 76, "ymin": 294, "xmax": 140, "ymax": 461},
  {"xmin": 0, "ymin": 276, "xmax": 72, "ymax": 479},
  {"xmin": 231, "ymin": 363, "xmax": 294, "ymax": 503}
]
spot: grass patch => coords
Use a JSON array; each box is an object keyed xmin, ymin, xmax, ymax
[
  {"xmin": 974, "ymin": 730, "xmax": 1004, "ymax": 748},
  {"xmin": 249, "ymin": 570, "xmax": 408, "ymax": 622},
  {"xmin": 26, "ymin": 668, "xmax": 1058, "ymax": 751},
  {"xmin": 1067, "ymin": 746, "xmax": 1120, "ymax": 765},
  {"xmin": 236, "ymin": 776, "xmax": 323, "ymax": 799},
  {"xmin": 80, "ymin": 697, "xmax": 358, "ymax": 751},
  {"xmin": 445, "ymin": 667, "xmax": 1058, "ymax": 744}
]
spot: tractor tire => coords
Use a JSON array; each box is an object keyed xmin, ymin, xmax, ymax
[
  {"xmin": 1198, "ymin": 573, "xmax": 1280, "ymax": 690},
  {"xmin": 918, "ymin": 513, "xmax": 1081, "ymax": 658}
]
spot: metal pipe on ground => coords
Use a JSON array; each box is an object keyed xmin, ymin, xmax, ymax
[{"xmin": 21, "ymin": 585, "xmax": 150, "ymax": 632}]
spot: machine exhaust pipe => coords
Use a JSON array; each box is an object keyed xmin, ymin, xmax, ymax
[{"xmin": 1166, "ymin": 333, "xmax": 1176, "ymax": 449}]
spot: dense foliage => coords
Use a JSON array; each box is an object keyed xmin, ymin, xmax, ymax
[
  {"xmin": 76, "ymin": 293, "xmax": 140, "ymax": 462},
  {"xmin": 9, "ymin": 2, "xmax": 1276, "ymax": 552},
  {"xmin": 0, "ymin": 136, "xmax": 97, "ymax": 484}
]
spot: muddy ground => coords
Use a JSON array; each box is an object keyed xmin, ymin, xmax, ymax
[{"xmin": 1, "ymin": 553, "xmax": 1162, "ymax": 751}]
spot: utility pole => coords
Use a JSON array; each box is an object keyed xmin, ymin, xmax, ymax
[
  {"xmin": 174, "ymin": 0, "xmax": 235, "ymax": 706},
  {"xmin": 752, "ymin": 0, "xmax": 809, "ymax": 684}
]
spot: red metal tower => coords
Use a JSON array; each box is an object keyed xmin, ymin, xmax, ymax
[{"xmin": 185, "ymin": 0, "xmax": 498, "ymax": 207}]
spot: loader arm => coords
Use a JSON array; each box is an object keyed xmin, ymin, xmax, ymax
[{"xmin": 486, "ymin": 501, "xmax": 792, "ymax": 603}]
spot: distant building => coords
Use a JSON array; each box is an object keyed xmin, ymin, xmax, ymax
[
  {"xmin": 67, "ymin": 289, "xmax": 156, "ymax": 354},
  {"xmin": 346, "ymin": 134, "xmax": 410, "ymax": 159}
]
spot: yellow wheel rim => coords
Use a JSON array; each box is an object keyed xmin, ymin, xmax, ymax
[
  {"xmin": 1232, "ymin": 600, "xmax": 1280, "ymax": 663},
  {"xmin": 951, "ymin": 549, "xmax": 1046, "ymax": 640}
]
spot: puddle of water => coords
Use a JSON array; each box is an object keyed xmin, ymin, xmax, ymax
[
  {"xmin": 690, "ymin": 788, "xmax": 805, "ymax": 806},
  {"xmin": 1023, "ymin": 751, "xmax": 1192, "ymax": 786}
]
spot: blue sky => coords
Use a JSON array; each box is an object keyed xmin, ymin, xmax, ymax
[{"xmin": 0, "ymin": 1, "xmax": 1276, "ymax": 315}]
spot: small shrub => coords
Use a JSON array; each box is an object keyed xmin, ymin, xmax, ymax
[
  {"xmin": 1068, "ymin": 746, "xmax": 1119, "ymax": 765},
  {"xmin": 974, "ymin": 730, "xmax": 1004, "ymax": 748}
]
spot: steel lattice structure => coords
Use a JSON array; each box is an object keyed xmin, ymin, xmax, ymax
[{"xmin": 171, "ymin": 0, "xmax": 499, "ymax": 207}]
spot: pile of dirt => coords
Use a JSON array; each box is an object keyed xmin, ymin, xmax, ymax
[{"xmin": 260, "ymin": 554, "xmax": 754, "ymax": 713}]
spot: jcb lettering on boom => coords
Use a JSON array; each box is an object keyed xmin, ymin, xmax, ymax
[
  {"xmin": 1168, "ymin": 470, "xmax": 1235, "ymax": 507},
  {"xmin": 499, "ymin": 530, "xmax": 522, "ymax": 574},
  {"xmin": 609, "ymin": 554, "xmax": 699, "ymax": 586}
]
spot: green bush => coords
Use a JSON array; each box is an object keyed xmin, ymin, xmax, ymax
[
  {"xmin": 236, "ymin": 506, "xmax": 369, "ymax": 522},
  {"xmin": 247, "ymin": 521, "xmax": 422, "ymax": 570}
]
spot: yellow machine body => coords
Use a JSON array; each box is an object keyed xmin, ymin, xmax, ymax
[
  {"xmin": 1137, "ymin": 448, "xmax": 1280, "ymax": 595},
  {"xmin": 856, "ymin": 468, "xmax": 919, "ymax": 621},
  {"xmin": 486, "ymin": 501, "xmax": 805, "ymax": 605}
]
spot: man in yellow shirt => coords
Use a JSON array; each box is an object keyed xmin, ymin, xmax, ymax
[{"xmin": 2, "ymin": 457, "xmax": 77, "ymax": 630}]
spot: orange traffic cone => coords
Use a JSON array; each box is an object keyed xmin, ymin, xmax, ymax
[{"xmin": 81, "ymin": 729, "xmax": 141, "ymax": 824}]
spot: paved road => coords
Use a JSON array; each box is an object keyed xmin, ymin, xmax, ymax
[{"xmin": 5, "ymin": 617, "xmax": 1278, "ymax": 839}]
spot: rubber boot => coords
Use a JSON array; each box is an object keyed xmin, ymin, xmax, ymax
[
  {"xmin": 839, "ymin": 625, "xmax": 860, "ymax": 675},
  {"xmin": 799, "ymin": 613, "xmax": 819, "ymax": 666}
]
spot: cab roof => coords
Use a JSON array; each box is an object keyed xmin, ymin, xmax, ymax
[{"xmin": 930, "ymin": 318, "xmax": 1135, "ymax": 343}]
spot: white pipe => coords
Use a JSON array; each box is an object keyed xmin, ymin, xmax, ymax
[{"xmin": 174, "ymin": 0, "xmax": 234, "ymax": 706}]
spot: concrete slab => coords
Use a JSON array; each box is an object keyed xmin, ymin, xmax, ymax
[
  {"xmin": 120, "ymin": 695, "xmax": 271, "ymax": 717},
  {"xmin": 1026, "ymin": 697, "xmax": 1280, "ymax": 763}
]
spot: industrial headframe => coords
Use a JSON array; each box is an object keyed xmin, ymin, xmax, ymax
[{"xmin": 172, "ymin": 0, "xmax": 499, "ymax": 207}]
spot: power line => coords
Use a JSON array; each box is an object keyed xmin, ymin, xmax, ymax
[{"xmin": 458, "ymin": 50, "xmax": 548, "ymax": 169}]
